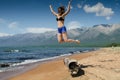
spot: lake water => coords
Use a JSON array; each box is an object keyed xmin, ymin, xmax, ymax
[{"xmin": 0, "ymin": 46, "xmax": 96, "ymax": 72}]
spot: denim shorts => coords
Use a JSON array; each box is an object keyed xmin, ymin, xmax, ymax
[{"xmin": 58, "ymin": 26, "xmax": 67, "ymax": 34}]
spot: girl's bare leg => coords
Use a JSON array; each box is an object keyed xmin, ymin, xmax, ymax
[
  {"xmin": 57, "ymin": 33, "xmax": 64, "ymax": 43},
  {"xmin": 62, "ymin": 32, "xmax": 80, "ymax": 44}
]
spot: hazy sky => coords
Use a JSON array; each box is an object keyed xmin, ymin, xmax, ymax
[{"xmin": 0, "ymin": 0, "xmax": 120, "ymax": 36}]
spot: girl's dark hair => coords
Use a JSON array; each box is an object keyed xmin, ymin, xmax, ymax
[{"xmin": 58, "ymin": 6, "xmax": 65, "ymax": 15}]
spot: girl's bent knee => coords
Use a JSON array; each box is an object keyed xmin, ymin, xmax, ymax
[
  {"xmin": 58, "ymin": 40, "xmax": 63, "ymax": 43},
  {"xmin": 64, "ymin": 39, "xmax": 68, "ymax": 42}
]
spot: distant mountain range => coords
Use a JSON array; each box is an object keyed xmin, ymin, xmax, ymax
[{"xmin": 0, "ymin": 24, "xmax": 120, "ymax": 47}]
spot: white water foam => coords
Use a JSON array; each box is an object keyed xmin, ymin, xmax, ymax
[
  {"xmin": 12, "ymin": 53, "xmax": 71, "ymax": 66},
  {"xmin": 0, "ymin": 53, "xmax": 72, "ymax": 73},
  {"xmin": 0, "ymin": 66, "xmax": 24, "ymax": 72}
]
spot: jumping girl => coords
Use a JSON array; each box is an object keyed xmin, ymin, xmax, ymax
[{"xmin": 49, "ymin": 0, "xmax": 80, "ymax": 44}]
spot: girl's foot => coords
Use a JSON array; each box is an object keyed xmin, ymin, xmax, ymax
[{"xmin": 75, "ymin": 40, "xmax": 80, "ymax": 44}]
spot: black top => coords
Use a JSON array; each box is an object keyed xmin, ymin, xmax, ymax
[{"xmin": 56, "ymin": 17, "xmax": 64, "ymax": 21}]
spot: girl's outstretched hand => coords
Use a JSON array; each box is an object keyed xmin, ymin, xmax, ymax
[
  {"xmin": 49, "ymin": 5, "xmax": 52, "ymax": 8},
  {"xmin": 69, "ymin": 0, "xmax": 72, "ymax": 4}
]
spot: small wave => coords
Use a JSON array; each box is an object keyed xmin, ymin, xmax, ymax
[
  {"xmin": 0, "ymin": 70, "xmax": 3, "ymax": 72},
  {"xmin": 59, "ymin": 53, "xmax": 71, "ymax": 57},
  {"xmin": 0, "ymin": 66, "xmax": 24, "ymax": 72},
  {"xmin": 3, "ymin": 49, "xmax": 30, "ymax": 53},
  {"xmin": 0, "ymin": 53, "xmax": 71, "ymax": 72},
  {"xmin": 12, "ymin": 53, "xmax": 71, "ymax": 66}
]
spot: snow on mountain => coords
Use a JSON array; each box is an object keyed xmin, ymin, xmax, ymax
[{"xmin": 93, "ymin": 24, "xmax": 120, "ymax": 35}]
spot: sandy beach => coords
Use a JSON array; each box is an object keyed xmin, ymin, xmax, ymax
[{"xmin": 8, "ymin": 47, "xmax": 120, "ymax": 80}]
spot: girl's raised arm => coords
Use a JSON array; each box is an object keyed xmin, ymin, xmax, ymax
[
  {"xmin": 49, "ymin": 5, "xmax": 57, "ymax": 16},
  {"xmin": 62, "ymin": 0, "xmax": 72, "ymax": 17}
]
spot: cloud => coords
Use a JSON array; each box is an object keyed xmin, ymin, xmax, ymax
[
  {"xmin": 0, "ymin": 18, "xmax": 5, "ymax": 24},
  {"xmin": 7, "ymin": 21, "xmax": 25, "ymax": 34},
  {"xmin": 26, "ymin": 27, "xmax": 56, "ymax": 33},
  {"xmin": 8, "ymin": 22, "xmax": 18, "ymax": 28},
  {"xmin": 77, "ymin": 4, "xmax": 82, "ymax": 8},
  {"xmin": 0, "ymin": 33, "xmax": 12, "ymax": 37},
  {"xmin": 67, "ymin": 21, "xmax": 81, "ymax": 30},
  {"xmin": 83, "ymin": 2, "xmax": 114, "ymax": 20},
  {"xmin": 106, "ymin": 16, "xmax": 111, "ymax": 20}
]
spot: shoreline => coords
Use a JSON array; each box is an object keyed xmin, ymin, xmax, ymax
[
  {"xmin": 0, "ymin": 49, "xmax": 93, "ymax": 80},
  {"xmin": 7, "ymin": 49, "xmax": 95, "ymax": 80},
  {"xmin": 1, "ymin": 47, "xmax": 120, "ymax": 80},
  {"xmin": 0, "ymin": 48, "xmax": 96, "ymax": 80}
]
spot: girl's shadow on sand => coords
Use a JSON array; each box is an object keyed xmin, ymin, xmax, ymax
[{"xmin": 71, "ymin": 64, "xmax": 94, "ymax": 77}]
